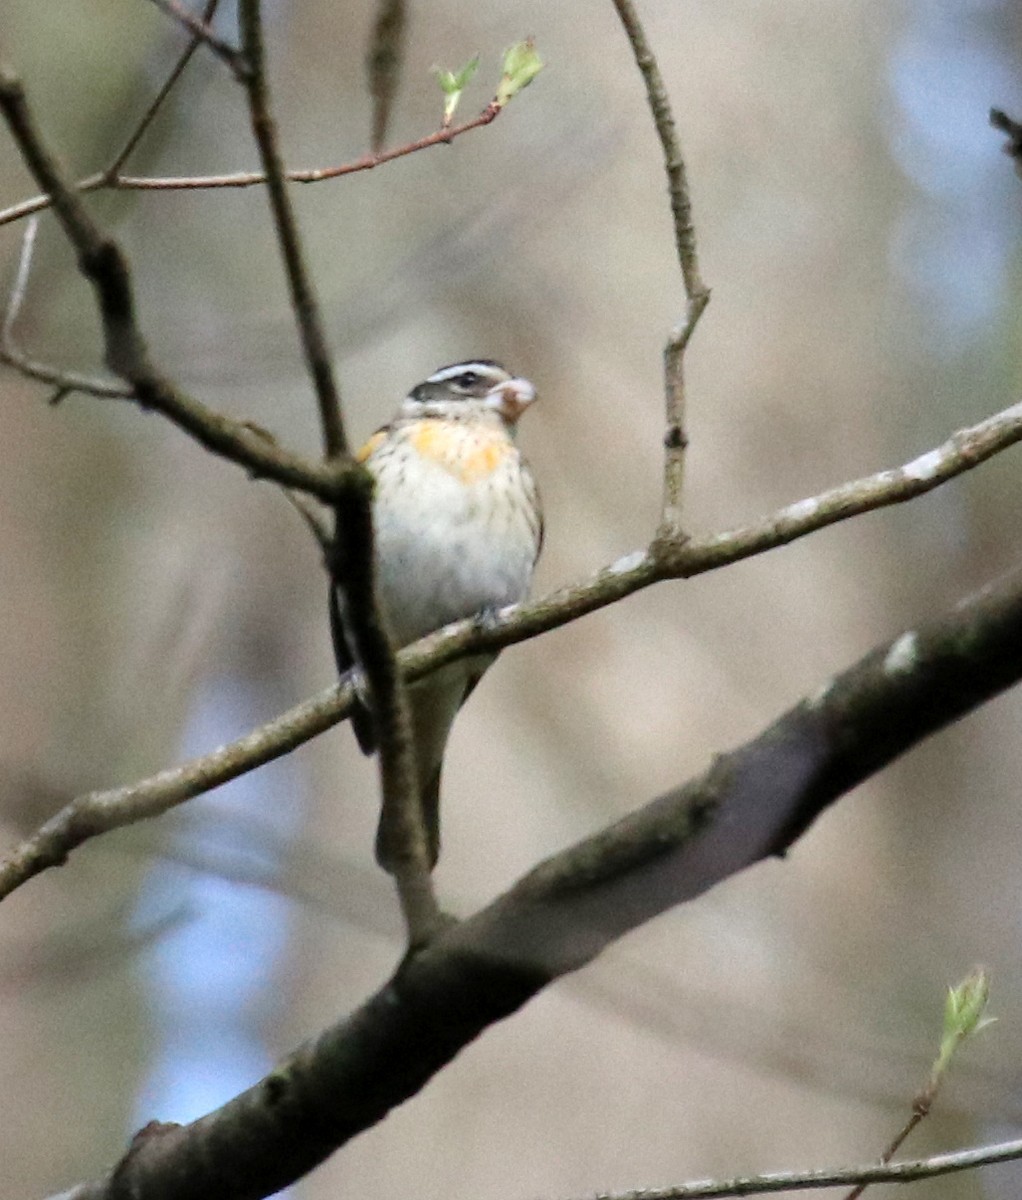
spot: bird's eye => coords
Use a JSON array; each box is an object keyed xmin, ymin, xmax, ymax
[{"xmin": 454, "ymin": 371, "xmax": 481, "ymax": 388}]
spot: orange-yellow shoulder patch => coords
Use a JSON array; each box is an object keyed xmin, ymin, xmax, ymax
[
  {"xmin": 408, "ymin": 422, "xmax": 511, "ymax": 483},
  {"xmin": 459, "ymin": 441, "xmax": 508, "ymax": 482},
  {"xmin": 356, "ymin": 429, "xmax": 388, "ymax": 463}
]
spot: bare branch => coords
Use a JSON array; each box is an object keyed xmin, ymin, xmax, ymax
[
  {"xmin": 582, "ymin": 1136, "xmax": 1022, "ymax": 1200},
  {"xmin": 108, "ymin": 0, "xmax": 223, "ymax": 176},
  {"xmin": 3, "ymin": 396, "xmax": 1022, "ymax": 904},
  {"xmin": 239, "ymin": 420, "xmax": 336, "ymax": 552},
  {"xmin": 145, "ymin": 0, "xmax": 244, "ymax": 76},
  {"xmin": 49, "ymin": 1133, "xmax": 1022, "ymax": 1200},
  {"xmin": 0, "ymin": 345, "xmax": 131, "ymax": 399},
  {"xmin": 673, "ymin": 398, "xmax": 1022, "ymax": 575},
  {"xmin": 366, "ymin": 0, "xmax": 407, "ymax": 153},
  {"xmin": 279, "ymin": 490, "xmax": 333, "ymax": 556},
  {"xmin": 610, "ymin": 0, "xmax": 710, "ymax": 535},
  {"xmin": 1, "ymin": 212, "xmax": 37, "ymax": 340},
  {"xmin": 236, "ymin": 0, "xmax": 346, "ymax": 460},
  {"xmin": 39, "ymin": 561, "xmax": 1022, "ymax": 1200},
  {"xmin": 0, "ymin": 680, "xmax": 352, "ymax": 902},
  {"xmin": 0, "ymin": 216, "xmax": 134, "ymax": 397},
  {"xmin": 0, "ymin": 67, "xmax": 356, "ymax": 498},
  {"xmin": 236, "ymin": 0, "xmax": 438, "ymax": 939},
  {"xmin": 991, "ymin": 107, "xmax": 1022, "ymax": 180},
  {"xmin": 0, "ymin": 103, "xmax": 504, "ymax": 229}
]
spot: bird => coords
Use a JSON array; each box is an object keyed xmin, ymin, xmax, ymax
[{"xmin": 331, "ymin": 360, "xmax": 543, "ymax": 870}]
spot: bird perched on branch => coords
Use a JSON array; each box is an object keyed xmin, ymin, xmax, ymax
[{"xmin": 332, "ymin": 360, "xmax": 543, "ymax": 869}]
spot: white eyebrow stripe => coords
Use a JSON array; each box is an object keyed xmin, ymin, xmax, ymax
[{"xmin": 426, "ymin": 362, "xmax": 507, "ymax": 384}]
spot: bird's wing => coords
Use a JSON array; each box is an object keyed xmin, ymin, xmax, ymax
[{"xmin": 329, "ymin": 582, "xmax": 378, "ymax": 755}]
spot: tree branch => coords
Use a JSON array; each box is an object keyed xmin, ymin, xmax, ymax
[
  {"xmin": 43, "ymin": 560, "xmax": 1022, "ymax": 1200},
  {"xmin": 0, "ymin": 103, "xmax": 504, "ymax": 229},
  {"xmin": 145, "ymin": 0, "xmax": 244, "ymax": 76},
  {"xmin": 48, "ymin": 1134, "xmax": 1022, "ymax": 1200},
  {"xmin": 0, "ymin": 216, "xmax": 134, "ymax": 399},
  {"xmin": 236, "ymin": 0, "xmax": 346, "ymax": 460},
  {"xmin": 0, "ymin": 67, "xmax": 355, "ymax": 498},
  {"xmin": 990, "ymin": 107, "xmax": 1022, "ymax": 180},
  {"xmin": 109, "ymin": 0, "xmax": 224, "ymax": 176},
  {"xmin": 236, "ymin": 0, "xmax": 436, "ymax": 938},
  {"xmin": 0, "ymin": 0, "xmax": 225, "ymax": 231},
  {"xmin": 582, "ymin": 1135, "xmax": 1022, "ymax": 1199},
  {"xmin": 3, "ymin": 395, "xmax": 1021, "ymax": 902},
  {"xmin": 610, "ymin": 0, "xmax": 710, "ymax": 536}
]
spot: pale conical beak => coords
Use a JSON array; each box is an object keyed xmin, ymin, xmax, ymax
[{"xmin": 485, "ymin": 377, "xmax": 537, "ymax": 424}]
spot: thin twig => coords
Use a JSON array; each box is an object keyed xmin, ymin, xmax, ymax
[
  {"xmin": 236, "ymin": 0, "xmax": 346, "ymax": 460},
  {"xmin": 0, "ymin": 104, "xmax": 503, "ymax": 229},
  {"xmin": 280, "ymin": 490, "xmax": 333, "ymax": 556},
  {"xmin": 610, "ymin": 0, "xmax": 710, "ymax": 536},
  {"xmin": 0, "ymin": 216, "xmax": 133, "ymax": 397},
  {"xmin": 0, "ymin": 347, "xmax": 132, "ymax": 398},
  {"xmin": 3, "ymin": 395, "xmax": 1022, "ymax": 904},
  {"xmin": 108, "ymin": 0, "xmax": 223, "ymax": 176},
  {"xmin": 1, "ymin": 213, "xmax": 37, "ymax": 342},
  {"xmin": 145, "ymin": 0, "xmax": 244, "ymax": 76},
  {"xmin": 842, "ymin": 968, "xmax": 991, "ymax": 1200},
  {"xmin": 842, "ymin": 1113, "xmax": 925, "ymax": 1200},
  {"xmin": 0, "ymin": 0, "xmax": 219, "ymax": 227},
  {"xmin": 583, "ymin": 1137, "xmax": 1022, "ymax": 1200},
  {"xmin": 240, "ymin": 421, "xmax": 335, "ymax": 554},
  {"xmin": 236, "ymin": 0, "xmax": 438, "ymax": 943},
  {"xmin": 0, "ymin": 67, "xmax": 354, "ymax": 497}
]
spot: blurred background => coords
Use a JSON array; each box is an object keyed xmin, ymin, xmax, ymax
[{"xmin": 2, "ymin": 1, "xmax": 1022, "ymax": 1196}]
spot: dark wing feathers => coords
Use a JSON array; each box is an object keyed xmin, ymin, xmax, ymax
[{"xmin": 329, "ymin": 584, "xmax": 377, "ymax": 755}]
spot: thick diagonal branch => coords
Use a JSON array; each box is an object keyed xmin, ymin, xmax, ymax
[{"xmin": 51, "ymin": 561, "xmax": 1022, "ymax": 1200}]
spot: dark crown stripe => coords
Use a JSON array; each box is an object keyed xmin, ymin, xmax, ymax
[{"xmin": 426, "ymin": 360, "xmax": 507, "ymax": 384}]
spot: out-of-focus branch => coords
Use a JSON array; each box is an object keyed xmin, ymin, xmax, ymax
[
  {"xmin": 366, "ymin": 0, "xmax": 407, "ymax": 152},
  {"xmin": 0, "ymin": 104, "xmax": 505, "ymax": 229},
  {"xmin": 0, "ymin": 679, "xmax": 352, "ymax": 902},
  {"xmin": 1, "ymin": 211, "xmax": 36, "ymax": 340},
  {"xmin": 236, "ymin": 0, "xmax": 346, "ymax": 460},
  {"xmin": 991, "ymin": 107, "xmax": 1022, "ymax": 180},
  {"xmin": 42, "ymin": 562, "xmax": 1022, "ymax": 1200},
  {"xmin": 145, "ymin": 0, "xmax": 244, "ymax": 76},
  {"xmin": 0, "ymin": 0, "xmax": 221, "ymax": 227},
  {"xmin": 0, "ymin": 216, "xmax": 133, "ymax": 399},
  {"xmin": 610, "ymin": 0, "xmax": 710, "ymax": 536},
  {"xmin": 111, "ymin": 0, "xmax": 223, "ymax": 174},
  {"xmin": 3, "ymin": 395, "xmax": 1021, "ymax": 903},
  {"xmin": 0, "ymin": 67, "xmax": 356, "ymax": 498}
]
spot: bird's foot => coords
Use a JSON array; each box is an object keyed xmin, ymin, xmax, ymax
[{"xmin": 472, "ymin": 604, "xmax": 507, "ymax": 634}]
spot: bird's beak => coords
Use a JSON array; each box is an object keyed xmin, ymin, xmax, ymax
[{"xmin": 485, "ymin": 377, "xmax": 537, "ymax": 424}]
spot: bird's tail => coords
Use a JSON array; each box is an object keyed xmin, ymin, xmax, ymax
[{"xmin": 374, "ymin": 658, "xmax": 493, "ymax": 872}]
